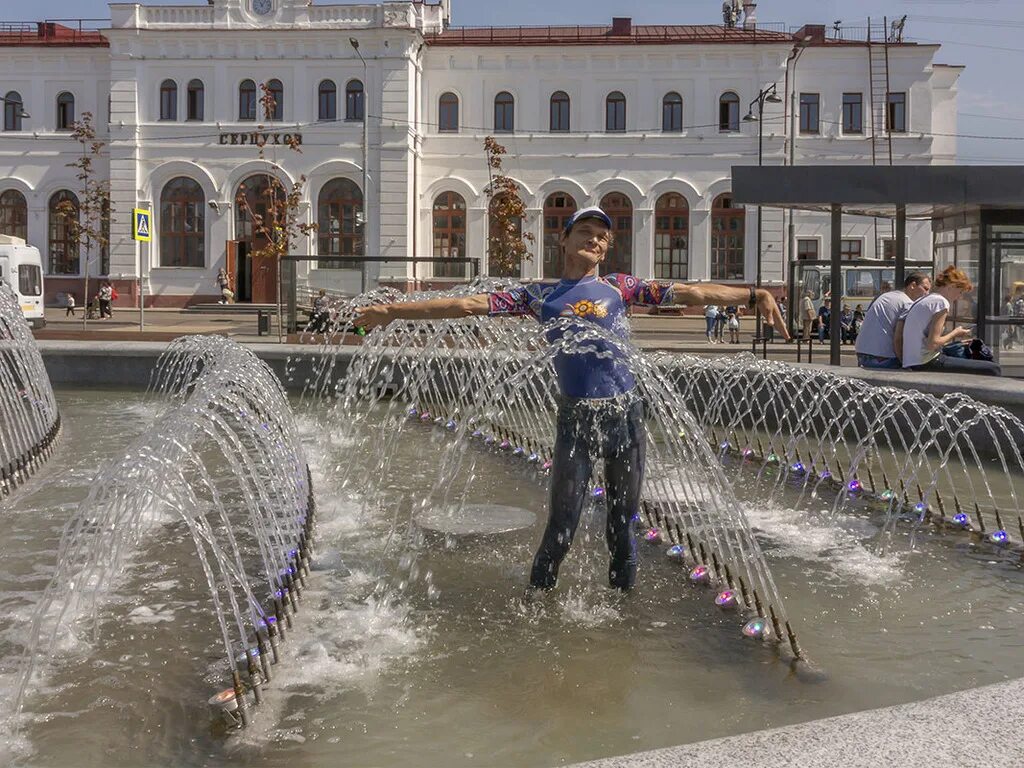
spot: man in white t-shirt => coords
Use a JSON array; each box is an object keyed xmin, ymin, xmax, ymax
[{"xmin": 855, "ymin": 271, "xmax": 931, "ymax": 369}]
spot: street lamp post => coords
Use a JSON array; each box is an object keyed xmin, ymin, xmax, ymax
[
  {"xmin": 350, "ymin": 37, "xmax": 369, "ymax": 295},
  {"xmin": 743, "ymin": 84, "xmax": 782, "ymax": 354},
  {"xmin": 0, "ymin": 96, "xmax": 30, "ymax": 123}
]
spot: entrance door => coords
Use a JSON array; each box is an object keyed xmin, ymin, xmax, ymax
[{"xmin": 235, "ymin": 173, "xmax": 282, "ymax": 304}]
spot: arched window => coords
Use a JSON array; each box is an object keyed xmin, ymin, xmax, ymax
[
  {"xmin": 550, "ymin": 91, "xmax": 570, "ymax": 132},
  {"xmin": 438, "ymin": 92, "xmax": 459, "ymax": 132},
  {"xmin": 654, "ymin": 193, "xmax": 689, "ymax": 280},
  {"xmin": 318, "ymin": 79, "xmax": 337, "ymax": 121},
  {"xmin": 0, "ymin": 190, "xmax": 27, "ymax": 240},
  {"xmin": 317, "ymin": 178, "xmax": 363, "ymax": 268},
  {"xmin": 433, "ymin": 191, "xmax": 467, "ymax": 278},
  {"xmin": 159, "ymin": 79, "xmax": 177, "ymax": 121},
  {"xmin": 494, "ymin": 91, "xmax": 514, "ymax": 133},
  {"xmin": 266, "ymin": 79, "xmax": 284, "ymax": 120},
  {"xmin": 345, "ymin": 79, "xmax": 364, "ymax": 121},
  {"xmin": 4, "ymin": 91, "xmax": 24, "ymax": 132},
  {"xmin": 239, "ymin": 79, "xmax": 257, "ymax": 121},
  {"xmin": 488, "ymin": 194, "xmax": 522, "ymax": 278},
  {"xmin": 159, "ymin": 177, "xmax": 205, "ymax": 268},
  {"xmin": 56, "ymin": 91, "xmax": 75, "ymax": 130},
  {"xmin": 662, "ymin": 92, "xmax": 683, "ymax": 132},
  {"xmin": 599, "ymin": 192, "xmax": 632, "ymax": 275},
  {"xmin": 187, "ymin": 79, "xmax": 204, "ymax": 121},
  {"xmin": 48, "ymin": 190, "xmax": 80, "ymax": 274},
  {"xmin": 605, "ymin": 91, "xmax": 626, "ymax": 132},
  {"xmin": 711, "ymin": 193, "xmax": 745, "ymax": 280},
  {"xmin": 719, "ymin": 91, "xmax": 740, "ymax": 132},
  {"xmin": 542, "ymin": 192, "xmax": 577, "ymax": 278}
]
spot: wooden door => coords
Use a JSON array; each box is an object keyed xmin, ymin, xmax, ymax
[
  {"xmin": 251, "ymin": 254, "xmax": 277, "ymax": 304},
  {"xmin": 226, "ymin": 239, "xmax": 237, "ymax": 290}
]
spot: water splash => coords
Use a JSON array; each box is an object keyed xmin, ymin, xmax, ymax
[
  {"xmin": 15, "ymin": 337, "xmax": 315, "ymax": 728},
  {"xmin": 0, "ymin": 283, "xmax": 60, "ymax": 499}
]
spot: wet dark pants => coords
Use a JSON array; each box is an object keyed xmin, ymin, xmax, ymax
[{"xmin": 530, "ymin": 394, "xmax": 645, "ymax": 591}]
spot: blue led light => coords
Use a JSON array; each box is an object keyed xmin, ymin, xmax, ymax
[
  {"xmin": 445, "ymin": 420, "xmax": 457, "ymax": 431},
  {"xmin": 819, "ymin": 470, "xmax": 832, "ymax": 480},
  {"xmin": 719, "ymin": 441, "xmax": 731, "ymax": 451},
  {"xmin": 407, "ymin": 407, "xmax": 419, "ymax": 417},
  {"xmin": 666, "ymin": 544, "xmax": 685, "ymax": 559},
  {"xmin": 513, "ymin": 446, "xmax": 525, "ymax": 456},
  {"xmin": 990, "ymin": 529, "xmax": 1009, "ymax": 545},
  {"xmin": 953, "ymin": 512, "xmax": 970, "ymax": 527},
  {"xmin": 790, "ymin": 462, "xmax": 805, "ymax": 474},
  {"xmin": 471, "ymin": 430, "xmax": 483, "ymax": 439},
  {"xmin": 914, "ymin": 502, "xmax": 928, "ymax": 517},
  {"xmin": 592, "ymin": 486, "xmax": 606, "ymax": 498}
]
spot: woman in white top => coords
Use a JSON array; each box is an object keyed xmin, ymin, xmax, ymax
[
  {"xmin": 704, "ymin": 305, "xmax": 719, "ymax": 344},
  {"xmin": 900, "ymin": 265, "xmax": 1001, "ymax": 376}
]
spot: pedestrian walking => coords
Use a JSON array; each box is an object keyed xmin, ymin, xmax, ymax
[{"xmin": 65, "ymin": 293, "xmax": 76, "ymax": 317}]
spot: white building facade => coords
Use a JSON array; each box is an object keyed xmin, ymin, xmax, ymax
[{"xmin": 0, "ymin": 0, "xmax": 961, "ymax": 307}]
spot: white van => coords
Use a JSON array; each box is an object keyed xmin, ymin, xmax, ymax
[{"xmin": 0, "ymin": 234, "xmax": 45, "ymax": 328}]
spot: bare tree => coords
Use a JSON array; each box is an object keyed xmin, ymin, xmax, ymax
[
  {"xmin": 484, "ymin": 136, "xmax": 534, "ymax": 277},
  {"xmin": 57, "ymin": 112, "xmax": 112, "ymax": 329},
  {"xmin": 235, "ymin": 83, "xmax": 317, "ymax": 339}
]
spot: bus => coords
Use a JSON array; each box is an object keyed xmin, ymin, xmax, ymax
[
  {"xmin": 789, "ymin": 260, "xmax": 933, "ymax": 331},
  {"xmin": 0, "ymin": 235, "xmax": 45, "ymax": 328}
]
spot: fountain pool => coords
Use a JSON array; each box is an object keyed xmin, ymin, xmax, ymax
[{"xmin": 3, "ymin": 387, "xmax": 1024, "ymax": 767}]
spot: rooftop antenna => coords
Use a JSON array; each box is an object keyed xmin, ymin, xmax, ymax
[{"xmin": 722, "ymin": 0, "xmax": 742, "ymax": 28}]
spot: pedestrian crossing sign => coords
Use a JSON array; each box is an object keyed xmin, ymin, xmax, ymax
[{"xmin": 132, "ymin": 208, "xmax": 152, "ymax": 242}]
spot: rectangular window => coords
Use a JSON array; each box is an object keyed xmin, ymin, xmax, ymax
[
  {"xmin": 550, "ymin": 97, "xmax": 569, "ymax": 132},
  {"xmin": 799, "ymin": 93, "xmax": 819, "ymax": 134},
  {"xmin": 439, "ymin": 98, "xmax": 459, "ymax": 132},
  {"xmin": 18, "ymin": 264, "xmax": 41, "ymax": 296},
  {"xmin": 187, "ymin": 87, "xmax": 204, "ymax": 121},
  {"xmin": 797, "ymin": 239, "xmax": 819, "ymax": 260},
  {"xmin": 841, "ymin": 239, "xmax": 863, "ymax": 260},
  {"xmin": 887, "ymin": 92, "xmax": 907, "ymax": 133},
  {"xmin": 842, "ymin": 93, "xmax": 863, "ymax": 134},
  {"xmin": 605, "ymin": 98, "xmax": 625, "ymax": 132}
]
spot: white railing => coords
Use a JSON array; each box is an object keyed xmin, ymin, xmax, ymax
[{"xmin": 306, "ymin": 4, "xmax": 379, "ymax": 28}]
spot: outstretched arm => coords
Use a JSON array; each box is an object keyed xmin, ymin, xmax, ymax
[
  {"xmin": 354, "ymin": 294, "xmax": 490, "ymax": 331},
  {"xmin": 671, "ymin": 283, "xmax": 790, "ymax": 340}
]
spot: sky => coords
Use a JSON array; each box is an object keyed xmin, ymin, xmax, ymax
[{"xmin": 5, "ymin": 0, "xmax": 1023, "ymax": 163}]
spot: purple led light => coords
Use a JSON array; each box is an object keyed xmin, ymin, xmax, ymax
[
  {"xmin": 541, "ymin": 460, "xmax": 553, "ymax": 471},
  {"xmin": 819, "ymin": 470, "xmax": 832, "ymax": 480},
  {"xmin": 499, "ymin": 439, "xmax": 512, "ymax": 450},
  {"xmin": 644, "ymin": 527, "xmax": 662, "ymax": 543},
  {"xmin": 847, "ymin": 479, "xmax": 863, "ymax": 494},
  {"xmin": 689, "ymin": 565, "xmax": 710, "ymax": 584},
  {"xmin": 420, "ymin": 412, "xmax": 432, "ymax": 422},
  {"xmin": 715, "ymin": 589, "xmax": 737, "ymax": 608},
  {"xmin": 741, "ymin": 448, "xmax": 755, "ymax": 459}
]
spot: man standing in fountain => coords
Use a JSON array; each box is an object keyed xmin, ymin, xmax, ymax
[{"xmin": 356, "ymin": 207, "xmax": 788, "ymax": 591}]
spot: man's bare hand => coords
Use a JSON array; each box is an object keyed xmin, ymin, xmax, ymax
[
  {"xmin": 756, "ymin": 289, "xmax": 790, "ymax": 341},
  {"xmin": 353, "ymin": 304, "xmax": 392, "ymax": 332}
]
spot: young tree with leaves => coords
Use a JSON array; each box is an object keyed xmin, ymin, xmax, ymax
[
  {"xmin": 484, "ymin": 136, "xmax": 534, "ymax": 277},
  {"xmin": 235, "ymin": 83, "xmax": 317, "ymax": 339},
  {"xmin": 57, "ymin": 111, "xmax": 112, "ymax": 329}
]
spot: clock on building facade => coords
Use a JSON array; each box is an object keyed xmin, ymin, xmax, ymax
[{"xmin": 252, "ymin": 0, "xmax": 273, "ymax": 16}]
